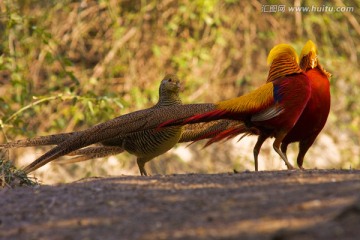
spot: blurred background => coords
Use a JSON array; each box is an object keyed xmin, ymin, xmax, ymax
[{"xmin": 0, "ymin": 0, "xmax": 359, "ymax": 183}]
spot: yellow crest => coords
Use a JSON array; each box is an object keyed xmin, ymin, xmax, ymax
[
  {"xmin": 267, "ymin": 44, "xmax": 299, "ymax": 65},
  {"xmin": 300, "ymin": 40, "xmax": 317, "ymax": 60}
]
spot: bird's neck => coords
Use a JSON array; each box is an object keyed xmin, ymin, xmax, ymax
[
  {"xmin": 156, "ymin": 91, "xmax": 182, "ymax": 107},
  {"xmin": 267, "ymin": 54, "xmax": 302, "ymax": 82}
]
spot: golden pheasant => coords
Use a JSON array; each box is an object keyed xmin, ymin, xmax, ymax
[
  {"xmin": 280, "ymin": 40, "xmax": 331, "ymax": 169},
  {"xmin": 201, "ymin": 41, "xmax": 331, "ymax": 171},
  {"xmin": 27, "ymin": 74, "xmax": 184, "ymax": 175},
  {"xmin": 249, "ymin": 41, "xmax": 331, "ymax": 170},
  {"xmin": 2, "ymin": 74, "xmax": 237, "ymax": 175}
]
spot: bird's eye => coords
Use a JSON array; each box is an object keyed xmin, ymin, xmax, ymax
[{"xmin": 168, "ymin": 78, "xmax": 172, "ymax": 82}]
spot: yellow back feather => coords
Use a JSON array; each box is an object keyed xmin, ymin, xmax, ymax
[
  {"xmin": 217, "ymin": 82, "xmax": 274, "ymax": 113},
  {"xmin": 267, "ymin": 44, "xmax": 299, "ymax": 65}
]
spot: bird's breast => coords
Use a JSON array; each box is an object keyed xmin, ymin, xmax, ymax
[{"xmin": 123, "ymin": 126, "xmax": 183, "ymax": 159}]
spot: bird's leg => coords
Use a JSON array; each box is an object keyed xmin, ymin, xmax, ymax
[
  {"xmin": 297, "ymin": 137, "xmax": 316, "ymax": 169},
  {"xmin": 273, "ymin": 132, "xmax": 294, "ymax": 170},
  {"xmin": 137, "ymin": 158, "xmax": 148, "ymax": 176},
  {"xmin": 253, "ymin": 134, "xmax": 268, "ymax": 171},
  {"xmin": 280, "ymin": 142, "xmax": 289, "ymax": 160}
]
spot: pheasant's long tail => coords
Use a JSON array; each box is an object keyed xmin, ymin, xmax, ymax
[
  {"xmin": 56, "ymin": 146, "xmax": 124, "ymax": 164},
  {"xmin": 203, "ymin": 124, "xmax": 249, "ymax": 148},
  {"xmin": 0, "ymin": 132, "xmax": 78, "ymax": 148},
  {"xmin": 160, "ymin": 109, "xmax": 227, "ymax": 129}
]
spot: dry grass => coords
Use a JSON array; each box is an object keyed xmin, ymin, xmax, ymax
[{"xmin": 0, "ymin": 150, "xmax": 37, "ymax": 187}]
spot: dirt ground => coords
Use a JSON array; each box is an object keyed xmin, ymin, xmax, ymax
[{"xmin": 0, "ymin": 169, "xmax": 360, "ymax": 240}]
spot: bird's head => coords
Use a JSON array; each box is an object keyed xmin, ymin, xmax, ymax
[
  {"xmin": 267, "ymin": 43, "xmax": 299, "ymax": 66},
  {"xmin": 160, "ymin": 74, "xmax": 182, "ymax": 94},
  {"xmin": 300, "ymin": 40, "xmax": 318, "ymax": 70},
  {"xmin": 300, "ymin": 40, "xmax": 331, "ymax": 79},
  {"xmin": 266, "ymin": 43, "xmax": 302, "ymax": 83}
]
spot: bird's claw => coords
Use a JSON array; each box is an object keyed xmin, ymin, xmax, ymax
[{"xmin": 286, "ymin": 164, "xmax": 295, "ymax": 170}]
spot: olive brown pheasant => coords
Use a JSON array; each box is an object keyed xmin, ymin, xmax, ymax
[{"xmin": 1, "ymin": 74, "xmax": 238, "ymax": 175}]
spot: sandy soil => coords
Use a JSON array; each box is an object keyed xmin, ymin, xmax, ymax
[{"xmin": 0, "ymin": 169, "xmax": 360, "ymax": 240}]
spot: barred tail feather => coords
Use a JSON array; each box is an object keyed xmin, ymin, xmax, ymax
[{"xmin": 0, "ymin": 132, "xmax": 78, "ymax": 148}]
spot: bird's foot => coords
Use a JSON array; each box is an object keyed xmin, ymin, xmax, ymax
[{"xmin": 286, "ymin": 163, "xmax": 295, "ymax": 170}]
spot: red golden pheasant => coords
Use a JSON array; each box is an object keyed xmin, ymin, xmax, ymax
[
  {"xmin": 280, "ymin": 40, "xmax": 331, "ymax": 169},
  {"xmin": 248, "ymin": 41, "xmax": 331, "ymax": 171},
  {"xmin": 204, "ymin": 41, "xmax": 331, "ymax": 171}
]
